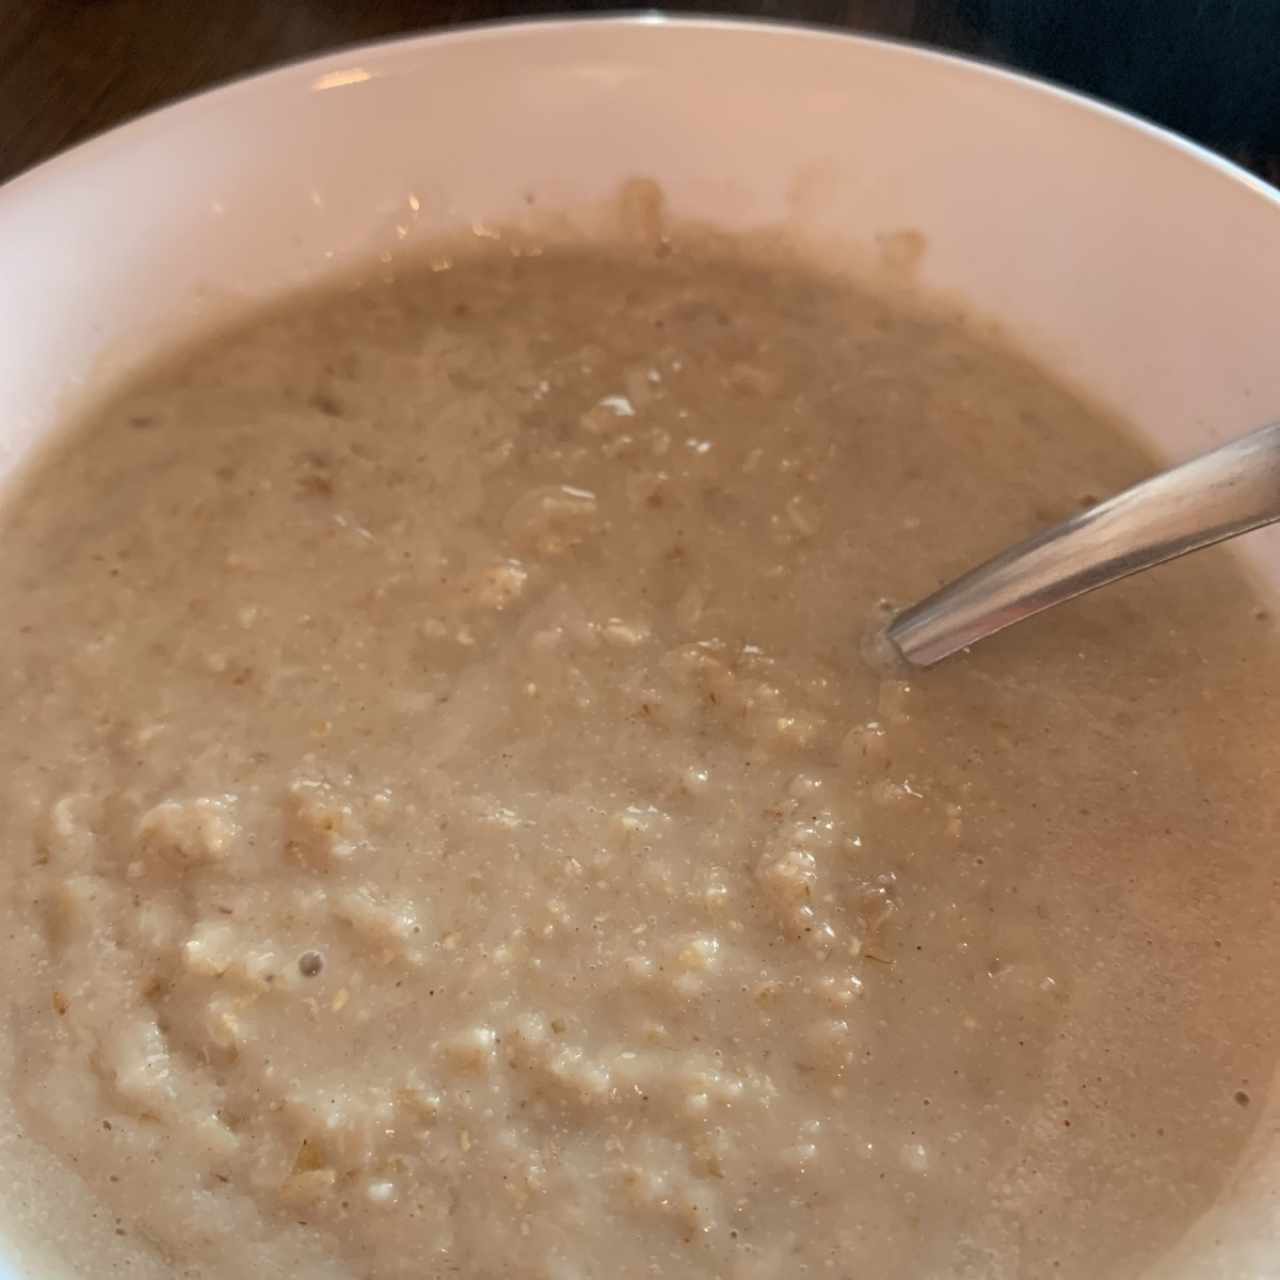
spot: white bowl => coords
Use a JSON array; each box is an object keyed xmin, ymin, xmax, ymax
[{"xmin": 1, "ymin": 17, "xmax": 1278, "ymax": 1278}]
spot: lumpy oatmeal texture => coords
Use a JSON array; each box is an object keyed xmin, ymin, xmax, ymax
[{"xmin": 0, "ymin": 232, "xmax": 1278, "ymax": 1280}]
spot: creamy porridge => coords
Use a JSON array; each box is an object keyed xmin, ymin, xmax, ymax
[{"xmin": 0, "ymin": 227, "xmax": 1278, "ymax": 1280}]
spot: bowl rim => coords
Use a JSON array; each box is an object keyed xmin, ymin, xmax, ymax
[
  {"xmin": 2, "ymin": 14, "xmax": 1280, "ymax": 1280},
  {"xmin": 3, "ymin": 11, "xmax": 1278, "ymax": 216}
]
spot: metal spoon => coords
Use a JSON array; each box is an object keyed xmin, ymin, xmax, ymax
[{"xmin": 887, "ymin": 421, "xmax": 1280, "ymax": 667}]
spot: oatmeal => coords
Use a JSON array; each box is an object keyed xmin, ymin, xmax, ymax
[{"xmin": 0, "ymin": 234, "xmax": 1278, "ymax": 1280}]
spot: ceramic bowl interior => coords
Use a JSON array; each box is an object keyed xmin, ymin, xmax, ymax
[{"xmin": 1, "ymin": 17, "xmax": 1278, "ymax": 1277}]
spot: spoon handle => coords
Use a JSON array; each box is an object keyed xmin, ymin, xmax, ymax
[{"xmin": 888, "ymin": 421, "xmax": 1280, "ymax": 667}]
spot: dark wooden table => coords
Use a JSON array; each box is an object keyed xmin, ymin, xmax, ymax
[{"xmin": 2, "ymin": 1, "xmax": 1278, "ymax": 187}]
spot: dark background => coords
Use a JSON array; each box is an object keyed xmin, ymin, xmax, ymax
[{"xmin": 3, "ymin": 0, "xmax": 1279, "ymax": 186}]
